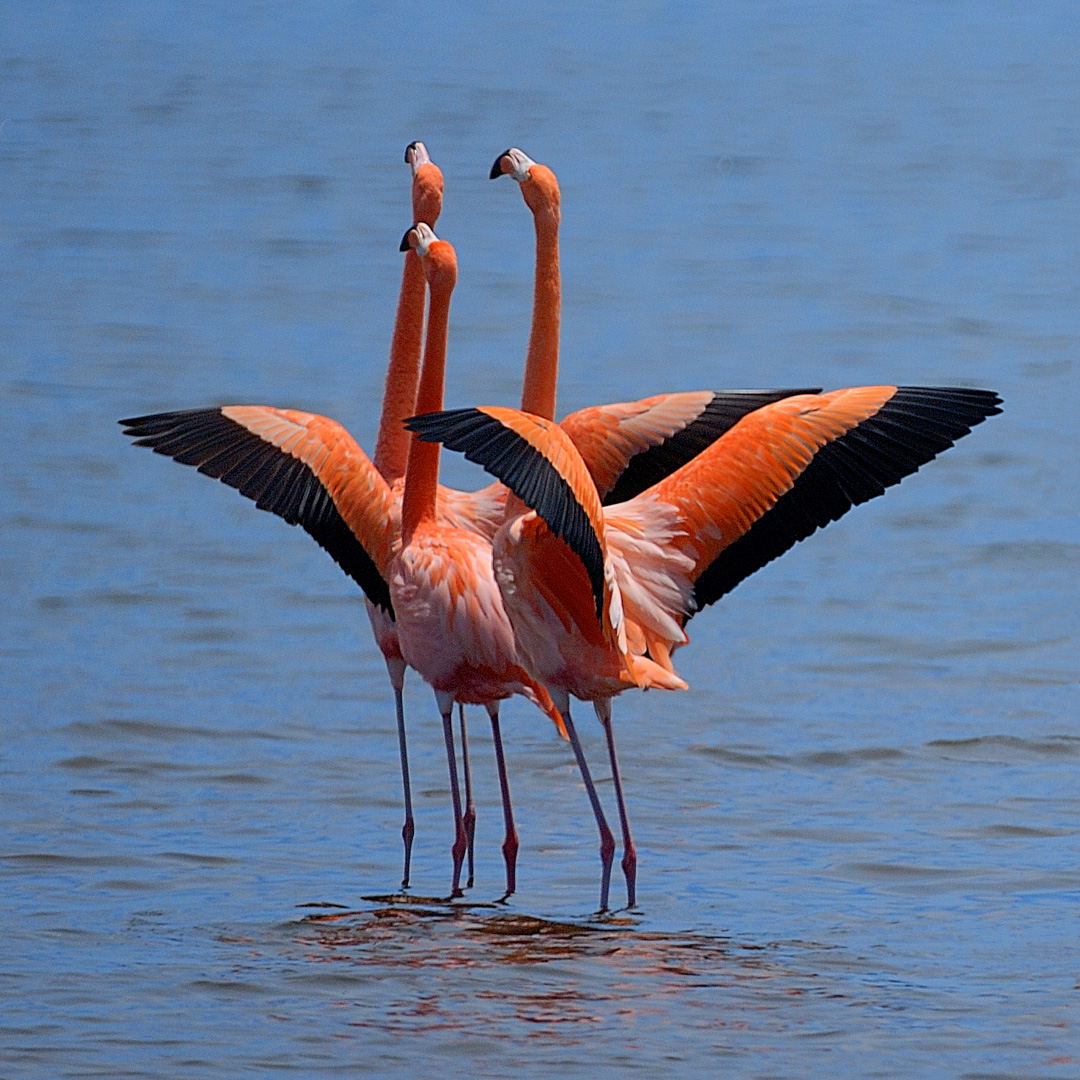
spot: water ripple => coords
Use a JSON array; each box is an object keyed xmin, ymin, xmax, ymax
[{"xmin": 927, "ymin": 735, "xmax": 1080, "ymax": 762}]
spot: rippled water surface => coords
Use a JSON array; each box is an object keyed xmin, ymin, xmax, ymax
[{"xmin": 2, "ymin": 3, "xmax": 1078, "ymax": 1076}]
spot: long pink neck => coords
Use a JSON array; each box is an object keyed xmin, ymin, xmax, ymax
[
  {"xmin": 373, "ymin": 252, "xmax": 425, "ymax": 482},
  {"xmin": 401, "ymin": 264, "xmax": 453, "ymax": 541},
  {"xmin": 519, "ymin": 207, "xmax": 560, "ymax": 422},
  {"xmin": 374, "ymin": 161, "xmax": 444, "ymax": 482}
]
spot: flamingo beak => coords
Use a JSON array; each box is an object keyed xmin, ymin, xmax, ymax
[
  {"xmin": 489, "ymin": 150, "xmax": 513, "ymax": 180},
  {"xmin": 406, "ymin": 141, "xmax": 431, "ymax": 169}
]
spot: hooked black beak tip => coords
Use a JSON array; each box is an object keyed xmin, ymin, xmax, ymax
[{"xmin": 489, "ymin": 149, "xmax": 514, "ymax": 180}]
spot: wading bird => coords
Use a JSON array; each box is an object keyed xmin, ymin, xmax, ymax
[
  {"xmin": 485, "ymin": 149, "xmax": 839, "ymax": 909},
  {"xmin": 121, "ymin": 144, "xmax": 512, "ymax": 891},
  {"xmin": 391, "ymin": 223, "xmax": 569, "ymax": 898},
  {"xmin": 118, "ymin": 145, "xmax": 506, "ymax": 893},
  {"xmin": 408, "ymin": 386, "xmax": 1002, "ymax": 909}
]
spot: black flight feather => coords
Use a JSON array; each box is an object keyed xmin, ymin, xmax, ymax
[
  {"xmin": 120, "ymin": 409, "xmax": 394, "ymax": 615},
  {"xmin": 603, "ymin": 388, "xmax": 822, "ymax": 505},
  {"xmin": 691, "ymin": 386, "xmax": 1002, "ymax": 614},
  {"xmin": 406, "ymin": 409, "xmax": 607, "ymax": 622}
]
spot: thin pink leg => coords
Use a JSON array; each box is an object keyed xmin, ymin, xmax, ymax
[
  {"xmin": 393, "ymin": 684, "xmax": 414, "ymax": 890},
  {"xmin": 561, "ymin": 706, "xmax": 616, "ymax": 912},
  {"xmin": 438, "ymin": 697, "xmax": 466, "ymax": 899},
  {"xmin": 487, "ymin": 703, "xmax": 518, "ymax": 899},
  {"xmin": 457, "ymin": 703, "xmax": 476, "ymax": 889},
  {"xmin": 595, "ymin": 698, "xmax": 636, "ymax": 908}
]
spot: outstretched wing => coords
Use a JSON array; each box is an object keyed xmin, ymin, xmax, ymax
[
  {"xmin": 120, "ymin": 406, "xmax": 398, "ymax": 614},
  {"xmin": 646, "ymin": 386, "xmax": 1003, "ymax": 615},
  {"xmin": 561, "ymin": 389, "xmax": 822, "ymax": 505},
  {"xmin": 406, "ymin": 406, "xmax": 609, "ymax": 623}
]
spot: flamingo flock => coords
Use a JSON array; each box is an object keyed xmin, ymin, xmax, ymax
[{"xmin": 121, "ymin": 144, "xmax": 1001, "ymax": 911}]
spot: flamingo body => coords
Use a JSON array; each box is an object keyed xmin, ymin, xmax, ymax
[
  {"xmin": 494, "ymin": 513, "xmax": 625, "ymax": 704},
  {"xmin": 392, "ymin": 519, "xmax": 557, "ymax": 711}
]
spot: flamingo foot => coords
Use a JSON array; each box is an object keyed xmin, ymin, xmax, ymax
[
  {"xmin": 401, "ymin": 816, "xmax": 415, "ymax": 891},
  {"xmin": 621, "ymin": 840, "xmax": 637, "ymax": 909},
  {"xmin": 500, "ymin": 828, "xmax": 519, "ymax": 900},
  {"xmin": 462, "ymin": 805, "xmax": 477, "ymax": 890}
]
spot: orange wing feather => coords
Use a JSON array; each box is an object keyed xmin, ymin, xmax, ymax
[
  {"xmin": 219, "ymin": 406, "xmax": 399, "ymax": 576},
  {"xmin": 122, "ymin": 406, "xmax": 399, "ymax": 612},
  {"xmin": 647, "ymin": 387, "xmax": 897, "ymax": 580},
  {"xmin": 559, "ymin": 391, "xmax": 716, "ymax": 500},
  {"xmin": 476, "ymin": 406, "xmax": 609, "ymax": 549}
]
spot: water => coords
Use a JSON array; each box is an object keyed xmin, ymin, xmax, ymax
[{"xmin": 2, "ymin": 2, "xmax": 1078, "ymax": 1076}]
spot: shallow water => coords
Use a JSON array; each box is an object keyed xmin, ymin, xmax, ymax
[{"xmin": 2, "ymin": 2, "xmax": 1078, "ymax": 1076}]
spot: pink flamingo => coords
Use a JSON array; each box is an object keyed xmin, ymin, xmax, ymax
[
  {"xmin": 481, "ymin": 149, "xmax": 839, "ymax": 909},
  {"xmin": 119, "ymin": 144, "xmax": 509, "ymax": 894},
  {"xmin": 391, "ymin": 223, "xmax": 572, "ymax": 898}
]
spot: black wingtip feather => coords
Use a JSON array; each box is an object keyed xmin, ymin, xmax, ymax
[
  {"xmin": 121, "ymin": 408, "xmax": 394, "ymax": 615},
  {"xmin": 407, "ymin": 409, "xmax": 607, "ymax": 621},
  {"xmin": 691, "ymin": 386, "xmax": 1001, "ymax": 614},
  {"xmin": 603, "ymin": 389, "xmax": 823, "ymax": 505}
]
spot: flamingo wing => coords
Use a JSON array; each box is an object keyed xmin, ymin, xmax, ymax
[
  {"xmin": 646, "ymin": 386, "xmax": 1002, "ymax": 615},
  {"xmin": 561, "ymin": 389, "xmax": 822, "ymax": 505},
  {"xmin": 407, "ymin": 406, "xmax": 609, "ymax": 622},
  {"xmin": 120, "ymin": 406, "xmax": 398, "ymax": 614}
]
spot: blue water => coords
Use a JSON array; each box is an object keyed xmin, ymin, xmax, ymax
[{"xmin": 2, "ymin": 2, "xmax": 1077, "ymax": 1076}]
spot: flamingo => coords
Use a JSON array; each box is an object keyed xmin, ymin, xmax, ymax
[
  {"xmin": 368, "ymin": 141, "xmax": 447, "ymax": 889},
  {"xmin": 485, "ymin": 147, "xmax": 830, "ymax": 909},
  {"xmin": 391, "ymin": 222, "xmax": 575, "ymax": 898},
  {"xmin": 408, "ymin": 386, "xmax": 1002, "ymax": 909},
  {"xmin": 117, "ymin": 143, "xmax": 509, "ymax": 894}
]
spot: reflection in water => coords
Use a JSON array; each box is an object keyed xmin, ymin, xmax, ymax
[{"xmin": 289, "ymin": 900, "xmax": 837, "ymax": 1047}]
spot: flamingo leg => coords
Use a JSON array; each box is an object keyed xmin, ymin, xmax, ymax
[
  {"xmin": 561, "ymin": 706, "xmax": 616, "ymax": 912},
  {"xmin": 393, "ymin": 684, "xmax": 414, "ymax": 890},
  {"xmin": 458, "ymin": 702, "xmax": 476, "ymax": 889},
  {"xmin": 438, "ymin": 699, "xmax": 467, "ymax": 899},
  {"xmin": 595, "ymin": 698, "xmax": 636, "ymax": 908},
  {"xmin": 487, "ymin": 703, "xmax": 519, "ymax": 900}
]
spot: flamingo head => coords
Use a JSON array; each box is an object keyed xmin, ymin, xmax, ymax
[
  {"xmin": 400, "ymin": 222, "xmax": 457, "ymax": 289},
  {"xmin": 490, "ymin": 147, "xmax": 560, "ymax": 222},
  {"xmin": 405, "ymin": 141, "xmax": 444, "ymax": 227}
]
